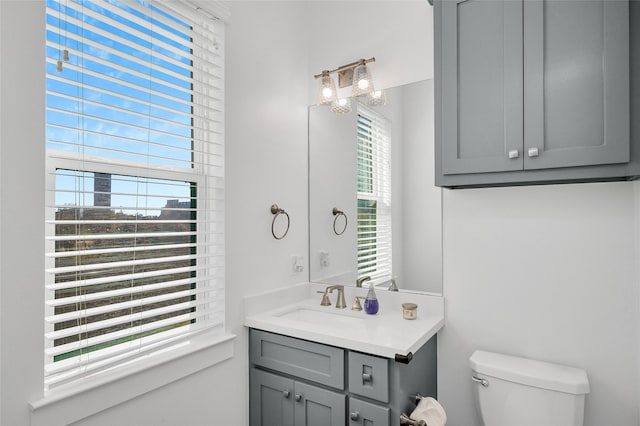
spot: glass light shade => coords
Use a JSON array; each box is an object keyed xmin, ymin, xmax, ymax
[
  {"xmin": 367, "ymin": 90, "xmax": 387, "ymax": 106},
  {"xmin": 318, "ymin": 72, "xmax": 337, "ymax": 106},
  {"xmin": 331, "ymin": 97, "xmax": 352, "ymax": 114},
  {"xmin": 351, "ymin": 63, "xmax": 374, "ymax": 97}
]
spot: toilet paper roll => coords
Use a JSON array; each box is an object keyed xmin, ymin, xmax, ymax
[{"xmin": 410, "ymin": 397, "xmax": 447, "ymax": 426}]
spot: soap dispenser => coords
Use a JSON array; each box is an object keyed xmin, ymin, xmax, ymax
[{"xmin": 364, "ymin": 283, "xmax": 379, "ymax": 315}]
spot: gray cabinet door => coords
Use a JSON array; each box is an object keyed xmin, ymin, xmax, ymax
[
  {"xmin": 250, "ymin": 369, "xmax": 295, "ymax": 426},
  {"xmin": 441, "ymin": 0, "xmax": 524, "ymax": 175},
  {"xmin": 294, "ymin": 381, "xmax": 346, "ymax": 426},
  {"xmin": 349, "ymin": 398, "xmax": 390, "ymax": 426},
  {"xmin": 523, "ymin": 0, "xmax": 629, "ymax": 170}
]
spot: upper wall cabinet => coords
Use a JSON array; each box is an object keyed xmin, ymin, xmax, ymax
[{"xmin": 435, "ymin": 0, "xmax": 637, "ymax": 188}]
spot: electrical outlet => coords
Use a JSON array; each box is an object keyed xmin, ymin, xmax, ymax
[
  {"xmin": 291, "ymin": 255, "xmax": 304, "ymax": 274},
  {"xmin": 319, "ymin": 251, "xmax": 330, "ymax": 268}
]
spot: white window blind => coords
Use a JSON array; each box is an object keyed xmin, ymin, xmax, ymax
[
  {"xmin": 45, "ymin": 0, "xmax": 225, "ymax": 391},
  {"xmin": 356, "ymin": 105, "xmax": 392, "ymax": 286}
]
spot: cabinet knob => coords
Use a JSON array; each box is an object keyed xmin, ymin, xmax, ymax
[
  {"xmin": 528, "ymin": 147, "xmax": 540, "ymax": 157},
  {"xmin": 282, "ymin": 390, "xmax": 290, "ymax": 398},
  {"xmin": 295, "ymin": 393, "xmax": 303, "ymax": 402},
  {"xmin": 508, "ymin": 149, "xmax": 519, "ymax": 159},
  {"xmin": 362, "ymin": 373, "xmax": 372, "ymax": 383},
  {"xmin": 350, "ymin": 411, "xmax": 360, "ymax": 421}
]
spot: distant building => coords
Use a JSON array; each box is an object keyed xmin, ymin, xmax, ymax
[
  {"xmin": 164, "ymin": 199, "xmax": 192, "ymax": 209},
  {"xmin": 161, "ymin": 199, "xmax": 193, "ymax": 220},
  {"xmin": 94, "ymin": 173, "xmax": 111, "ymax": 207}
]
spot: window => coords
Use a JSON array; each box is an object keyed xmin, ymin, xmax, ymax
[
  {"xmin": 45, "ymin": 0, "xmax": 224, "ymax": 391},
  {"xmin": 356, "ymin": 105, "xmax": 392, "ymax": 285}
]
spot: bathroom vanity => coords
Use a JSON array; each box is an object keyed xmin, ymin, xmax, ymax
[
  {"xmin": 249, "ymin": 329, "xmax": 436, "ymax": 426},
  {"xmin": 244, "ymin": 283, "xmax": 444, "ymax": 426}
]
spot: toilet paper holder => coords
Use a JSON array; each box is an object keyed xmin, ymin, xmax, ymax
[
  {"xmin": 399, "ymin": 394, "xmax": 428, "ymax": 426},
  {"xmin": 400, "ymin": 413, "xmax": 427, "ymax": 426}
]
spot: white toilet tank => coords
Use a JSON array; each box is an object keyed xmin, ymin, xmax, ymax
[{"xmin": 470, "ymin": 350, "xmax": 590, "ymax": 426}]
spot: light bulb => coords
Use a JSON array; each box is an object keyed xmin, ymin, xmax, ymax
[
  {"xmin": 351, "ymin": 62, "xmax": 374, "ymax": 97},
  {"xmin": 367, "ymin": 89, "xmax": 387, "ymax": 106},
  {"xmin": 317, "ymin": 71, "xmax": 337, "ymax": 106},
  {"xmin": 331, "ymin": 97, "xmax": 352, "ymax": 114}
]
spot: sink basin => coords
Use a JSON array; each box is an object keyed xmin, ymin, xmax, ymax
[{"xmin": 277, "ymin": 307, "xmax": 365, "ymax": 327}]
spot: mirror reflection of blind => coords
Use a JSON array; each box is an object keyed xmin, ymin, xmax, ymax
[
  {"xmin": 45, "ymin": 0, "xmax": 225, "ymax": 391},
  {"xmin": 356, "ymin": 105, "xmax": 392, "ymax": 285}
]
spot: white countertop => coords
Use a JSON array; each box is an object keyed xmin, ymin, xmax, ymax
[{"xmin": 243, "ymin": 282, "xmax": 445, "ymax": 359}]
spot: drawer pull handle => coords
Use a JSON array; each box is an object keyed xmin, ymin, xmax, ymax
[
  {"xmin": 282, "ymin": 390, "xmax": 290, "ymax": 398},
  {"xmin": 528, "ymin": 147, "xmax": 540, "ymax": 157},
  {"xmin": 508, "ymin": 149, "xmax": 519, "ymax": 159},
  {"xmin": 362, "ymin": 373, "xmax": 372, "ymax": 382},
  {"xmin": 295, "ymin": 393, "xmax": 303, "ymax": 402},
  {"xmin": 350, "ymin": 411, "xmax": 360, "ymax": 421}
]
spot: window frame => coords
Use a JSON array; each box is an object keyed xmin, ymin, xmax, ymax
[
  {"xmin": 356, "ymin": 105, "xmax": 393, "ymax": 286},
  {"xmin": 32, "ymin": 1, "xmax": 233, "ymax": 421}
]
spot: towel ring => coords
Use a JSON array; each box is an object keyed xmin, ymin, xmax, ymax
[
  {"xmin": 271, "ymin": 204, "xmax": 290, "ymax": 240},
  {"xmin": 332, "ymin": 207, "xmax": 347, "ymax": 235}
]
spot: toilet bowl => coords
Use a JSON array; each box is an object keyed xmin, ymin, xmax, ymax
[{"xmin": 470, "ymin": 350, "xmax": 590, "ymax": 426}]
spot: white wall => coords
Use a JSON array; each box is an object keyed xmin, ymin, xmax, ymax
[
  {"xmin": 398, "ymin": 80, "xmax": 441, "ymax": 293},
  {"xmin": 438, "ymin": 182, "xmax": 639, "ymax": 426},
  {"xmin": 1, "ymin": 2, "xmax": 46, "ymax": 425},
  {"xmin": 309, "ymin": 106, "xmax": 358, "ymax": 285},
  {"xmin": 307, "ymin": 1, "xmax": 434, "ymax": 102}
]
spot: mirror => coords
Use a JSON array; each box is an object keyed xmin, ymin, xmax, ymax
[{"xmin": 309, "ymin": 79, "xmax": 442, "ymax": 294}]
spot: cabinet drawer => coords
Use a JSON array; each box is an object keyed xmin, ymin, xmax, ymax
[
  {"xmin": 250, "ymin": 329, "xmax": 344, "ymax": 389},
  {"xmin": 349, "ymin": 397, "xmax": 390, "ymax": 426},
  {"xmin": 348, "ymin": 352, "xmax": 389, "ymax": 402}
]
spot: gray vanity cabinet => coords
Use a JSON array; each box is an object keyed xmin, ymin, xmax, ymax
[
  {"xmin": 436, "ymin": 0, "xmax": 634, "ymax": 187},
  {"xmin": 249, "ymin": 329, "xmax": 437, "ymax": 426}
]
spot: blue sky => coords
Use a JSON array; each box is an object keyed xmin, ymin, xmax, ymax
[{"xmin": 47, "ymin": 0, "xmax": 196, "ymax": 214}]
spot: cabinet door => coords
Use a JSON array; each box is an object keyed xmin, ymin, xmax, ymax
[
  {"xmin": 250, "ymin": 369, "xmax": 295, "ymax": 426},
  {"xmin": 441, "ymin": 0, "xmax": 523, "ymax": 175},
  {"xmin": 349, "ymin": 398, "xmax": 390, "ymax": 426},
  {"xmin": 294, "ymin": 381, "xmax": 346, "ymax": 426},
  {"xmin": 524, "ymin": 0, "xmax": 629, "ymax": 169}
]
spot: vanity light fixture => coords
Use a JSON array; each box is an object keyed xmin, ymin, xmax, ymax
[{"xmin": 314, "ymin": 57, "xmax": 376, "ymax": 107}]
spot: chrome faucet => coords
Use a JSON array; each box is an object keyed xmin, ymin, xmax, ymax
[
  {"xmin": 356, "ymin": 276, "xmax": 371, "ymax": 288},
  {"xmin": 325, "ymin": 285, "xmax": 347, "ymax": 309}
]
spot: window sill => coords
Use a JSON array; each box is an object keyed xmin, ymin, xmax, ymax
[{"xmin": 29, "ymin": 332, "xmax": 236, "ymax": 426}]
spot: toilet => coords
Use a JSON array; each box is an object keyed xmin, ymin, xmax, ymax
[{"xmin": 469, "ymin": 350, "xmax": 590, "ymax": 426}]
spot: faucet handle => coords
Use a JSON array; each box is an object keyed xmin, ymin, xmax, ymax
[
  {"xmin": 317, "ymin": 290, "xmax": 331, "ymax": 306},
  {"xmin": 351, "ymin": 296, "xmax": 365, "ymax": 311}
]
